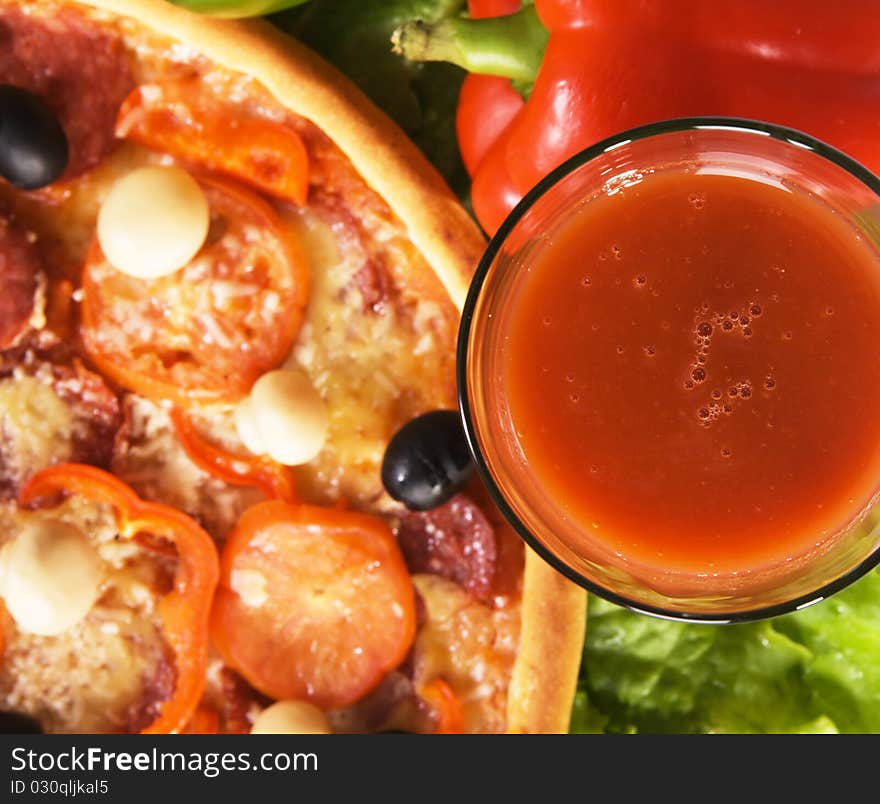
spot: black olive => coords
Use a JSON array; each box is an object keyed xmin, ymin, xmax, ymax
[
  {"xmin": 0, "ymin": 710, "xmax": 42, "ymax": 733},
  {"xmin": 0, "ymin": 85, "xmax": 68, "ymax": 190},
  {"xmin": 381, "ymin": 409, "xmax": 474, "ymax": 512}
]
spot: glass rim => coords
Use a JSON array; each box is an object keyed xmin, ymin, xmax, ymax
[{"xmin": 456, "ymin": 116, "xmax": 880, "ymax": 624}]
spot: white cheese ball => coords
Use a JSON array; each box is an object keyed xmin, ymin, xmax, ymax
[
  {"xmin": 0, "ymin": 518, "xmax": 103, "ymax": 636},
  {"xmin": 234, "ymin": 369, "xmax": 328, "ymax": 466},
  {"xmin": 97, "ymin": 165, "xmax": 210, "ymax": 280},
  {"xmin": 250, "ymin": 701, "xmax": 330, "ymax": 735}
]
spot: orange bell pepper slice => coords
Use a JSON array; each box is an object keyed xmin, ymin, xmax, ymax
[
  {"xmin": 19, "ymin": 463, "xmax": 219, "ymax": 734},
  {"xmin": 183, "ymin": 707, "xmax": 221, "ymax": 735},
  {"xmin": 116, "ymin": 80, "xmax": 309, "ymax": 206},
  {"xmin": 170, "ymin": 408, "xmax": 298, "ymax": 503},
  {"xmin": 420, "ymin": 678, "xmax": 464, "ymax": 734}
]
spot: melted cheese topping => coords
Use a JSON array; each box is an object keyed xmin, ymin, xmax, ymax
[
  {"xmin": 411, "ymin": 575, "xmax": 520, "ymax": 734},
  {"xmin": 283, "ymin": 211, "xmax": 458, "ymax": 509},
  {"xmin": 0, "ymin": 371, "xmax": 75, "ymax": 481}
]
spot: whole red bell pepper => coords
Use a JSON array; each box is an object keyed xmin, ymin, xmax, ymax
[{"xmin": 411, "ymin": 0, "xmax": 880, "ymax": 234}]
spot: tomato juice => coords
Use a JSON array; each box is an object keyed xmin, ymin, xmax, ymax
[{"xmin": 502, "ymin": 169, "xmax": 880, "ymax": 577}]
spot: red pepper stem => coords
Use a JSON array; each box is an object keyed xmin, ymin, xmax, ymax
[{"xmin": 392, "ymin": 5, "xmax": 547, "ymax": 83}]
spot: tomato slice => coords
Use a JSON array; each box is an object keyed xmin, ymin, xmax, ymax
[
  {"xmin": 116, "ymin": 81, "xmax": 309, "ymax": 206},
  {"xmin": 81, "ymin": 176, "xmax": 309, "ymax": 406},
  {"xmin": 211, "ymin": 501, "xmax": 416, "ymax": 710}
]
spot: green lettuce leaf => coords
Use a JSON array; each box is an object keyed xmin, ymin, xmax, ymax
[{"xmin": 571, "ymin": 569, "xmax": 880, "ymax": 733}]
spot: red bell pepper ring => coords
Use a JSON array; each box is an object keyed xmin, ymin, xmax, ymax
[{"xmin": 19, "ymin": 464, "xmax": 219, "ymax": 735}]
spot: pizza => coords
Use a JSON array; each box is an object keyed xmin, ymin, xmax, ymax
[{"xmin": 0, "ymin": 0, "xmax": 586, "ymax": 734}]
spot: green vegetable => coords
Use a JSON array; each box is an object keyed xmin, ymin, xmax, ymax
[
  {"xmin": 167, "ymin": 0, "xmax": 309, "ymax": 19},
  {"xmin": 572, "ymin": 565, "xmax": 880, "ymax": 734},
  {"xmin": 274, "ymin": 0, "xmax": 470, "ymax": 196},
  {"xmin": 391, "ymin": 4, "xmax": 547, "ymax": 84}
]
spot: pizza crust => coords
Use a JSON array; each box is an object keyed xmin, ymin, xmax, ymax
[
  {"xmin": 24, "ymin": 0, "xmax": 588, "ymax": 733},
  {"xmin": 507, "ymin": 553, "xmax": 587, "ymax": 733}
]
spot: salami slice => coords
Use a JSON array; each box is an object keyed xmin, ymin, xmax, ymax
[
  {"xmin": 50, "ymin": 359, "xmax": 122, "ymax": 471},
  {"xmin": 0, "ymin": 215, "xmax": 38, "ymax": 349},
  {"xmin": 0, "ymin": 6, "xmax": 133, "ymax": 178},
  {"xmin": 395, "ymin": 493, "xmax": 498, "ymax": 601}
]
